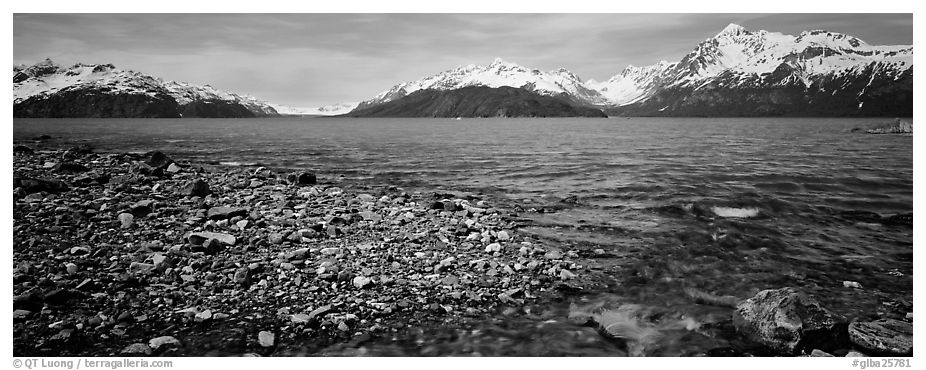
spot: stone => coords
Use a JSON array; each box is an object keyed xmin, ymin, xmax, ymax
[
  {"xmin": 194, "ymin": 310, "xmax": 213, "ymax": 322},
  {"xmin": 130, "ymin": 200, "xmax": 155, "ymax": 217},
  {"xmin": 145, "ymin": 151, "xmax": 174, "ymax": 170},
  {"xmin": 148, "ymin": 336, "xmax": 180, "ymax": 350},
  {"xmin": 338, "ymin": 322, "xmax": 349, "ymax": 331},
  {"xmin": 121, "ymin": 343, "xmax": 153, "ymax": 355},
  {"xmin": 258, "ymin": 331, "xmax": 275, "ymax": 347},
  {"xmin": 842, "ymin": 281, "xmax": 862, "ymax": 289},
  {"xmin": 14, "ymin": 145, "xmax": 34, "ymax": 155},
  {"xmin": 291, "ymin": 314, "xmax": 311, "ymax": 324},
  {"xmin": 288, "ymin": 172, "xmax": 316, "ymax": 185},
  {"xmin": 118, "ymin": 213, "xmax": 134, "ymax": 228},
  {"xmin": 320, "ymin": 247, "xmax": 340, "ymax": 255},
  {"xmin": 733, "ymin": 287, "xmax": 847, "ymax": 355},
  {"xmin": 848, "ymin": 319, "xmax": 913, "ymax": 356},
  {"xmin": 13, "ymin": 309, "xmax": 32, "ymax": 321},
  {"xmin": 180, "ymin": 179, "xmax": 210, "ymax": 197},
  {"xmin": 810, "ymin": 349, "xmax": 834, "ymax": 357},
  {"xmin": 845, "ymin": 350, "xmax": 867, "ymax": 357},
  {"xmin": 485, "ymin": 243, "xmax": 501, "ymax": 253},
  {"xmin": 207, "ymin": 206, "xmax": 248, "ymax": 220},
  {"xmin": 54, "ymin": 161, "xmax": 89, "ymax": 173},
  {"xmin": 129, "ymin": 262, "xmax": 156, "ymax": 274},
  {"xmin": 497, "ymin": 231, "xmax": 510, "ymax": 241},
  {"xmin": 13, "ymin": 175, "xmax": 69, "ymax": 194},
  {"xmin": 309, "ymin": 305, "xmax": 332, "ymax": 319},
  {"xmin": 188, "ymin": 231, "xmax": 236, "ymax": 246},
  {"xmin": 65, "ymin": 263, "xmax": 78, "ymax": 275},
  {"xmin": 353, "ymin": 276, "xmax": 373, "ymax": 289},
  {"xmin": 166, "ymin": 163, "xmax": 182, "ymax": 174},
  {"xmin": 544, "ymin": 250, "xmax": 563, "ymax": 260},
  {"xmin": 236, "ymin": 220, "xmax": 249, "ymax": 229},
  {"xmin": 233, "ymin": 267, "xmax": 251, "ymax": 285}
]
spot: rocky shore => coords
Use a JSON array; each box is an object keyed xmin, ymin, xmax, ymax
[
  {"xmin": 12, "ymin": 144, "xmax": 912, "ymax": 357},
  {"xmin": 13, "ymin": 146, "xmax": 585, "ymax": 356}
]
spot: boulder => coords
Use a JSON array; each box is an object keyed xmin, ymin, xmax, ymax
[
  {"xmin": 848, "ymin": 319, "xmax": 913, "ymax": 356},
  {"xmin": 258, "ymin": 331, "xmax": 275, "ymax": 347},
  {"xmin": 733, "ymin": 287, "xmax": 848, "ymax": 355}
]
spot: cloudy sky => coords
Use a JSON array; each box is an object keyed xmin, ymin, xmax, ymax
[{"xmin": 13, "ymin": 13, "xmax": 913, "ymax": 107}]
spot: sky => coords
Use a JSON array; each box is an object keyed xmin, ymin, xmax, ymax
[{"xmin": 13, "ymin": 13, "xmax": 913, "ymax": 108}]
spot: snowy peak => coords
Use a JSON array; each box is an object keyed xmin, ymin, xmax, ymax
[
  {"xmin": 13, "ymin": 59, "xmax": 280, "ymax": 117},
  {"xmin": 716, "ymin": 23, "xmax": 748, "ymax": 37},
  {"xmin": 358, "ymin": 58, "xmax": 610, "ymax": 108},
  {"xmin": 355, "ymin": 24, "xmax": 911, "ymax": 111}
]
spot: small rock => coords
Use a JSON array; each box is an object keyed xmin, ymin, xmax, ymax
[
  {"xmin": 845, "ymin": 350, "xmax": 867, "ymax": 357},
  {"xmin": 194, "ymin": 310, "xmax": 213, "ymax": 322},
  {"xmin": 309, "ymin": 305, "xmax": 332, "ymax": 319},
  {"xmin": 353, "ymin": 276, "xmax": 373, "ymax": 289},
  {"xmin": 13, "ymin": 309, "xmax": 32, "ymax": 321},
  {"xmin": 258, "ymin": 331, "xmax": 275, "ymax": 347},
  {"xmin": 320, "ymin": 247, "xmax": 340, "ymax": 255},
  {"xmin": 497, "ymin": 231, "xmax": 510, "ymax": 241},
  {"xmin": 118, "ymin": 213, "xmax": 134, "ymax": 228},
  {"xmin": 485, "ymin": 243, "xmax": 501, "ymax": 253},
  {"xmin": 188, "ymin": 231, "xmax": 236, "ymax": 246},
  {"xmin": 848, "ymin": 318, "xmax": 913, "ymax": 356},
  {"xmin": 288, "ymin": 172, "xmax": 317, "ymax": 185},
  {"xmin": 148, "ymin": 336, "xmax": 181, "ymax": 350},
  {"xmin": 129, "ymin": 262, "xmax": 156, "ymax": 274},
  {"xmin": 810, "ymin": 349, "xmax": 834, "ymax": 357},
  {"xmin": 236, "ymin": 220, "xmax": 249, "ymax": 230},
  {"xmin": 291, "ymin": 314, "xmax": 311, "ymax": 324},
  {"xmin": 121, "ymin": 343, "xmax": 153, "ymax": 355},
  {"xmin": 180, "ymin": 179, "xmax": 210, "ymax": 197},
  {"xmin": 166, "ymin": 163, "xmax": 182, "ymax": 173},
  {"xmin": 544, "ymin": 250, "xmax": 563, "ymax": 260},
  {"xmin": 65, "ymin": 263, "xmax": 78, "ymax": 275},
  {"xmin": 145, "ymin": 151, "xmax": 174, "ymax": 170},
  {"xmin": 207, "ymin": 206, "xmax": 248, "ymax": 220},
  {"xmin": 338, "ymin": 321, "xmax": 349, "ymax": 331}
]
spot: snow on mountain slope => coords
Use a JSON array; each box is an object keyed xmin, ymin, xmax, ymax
[
  {"xmin": 356, "ymin": 24, "xmax": 912, "ymax": 110},
  {"xmin": 13, "ymin": 59, "xmax": 279, "ymax": 116},
  {"xmin": 358, "ymin": 58, "xmax": 609, "ymax": 109},
  {"xmin": 271, "ymin": 102, "xmax": 359, "ymax": 116},
  {"xmin": 594, "ymin": 23, "xmax": 912, "ymax": 105}
]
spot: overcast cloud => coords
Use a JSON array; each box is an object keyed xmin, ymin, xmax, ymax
[{"xmin": 13, "ymin": 13, "xmax": 913, "ymax": 107}]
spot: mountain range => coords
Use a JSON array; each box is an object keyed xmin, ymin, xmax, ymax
[
  {"xmin": 12, "ymin": 24, "xmax": 913, "ymax": 118},
  {"xmin": 350, "ymin": 23, "xmax": 912, "ymax": 117},
  {"xmin": 13, "ymin": 59, "xmax": 279, "ymax": 118}
]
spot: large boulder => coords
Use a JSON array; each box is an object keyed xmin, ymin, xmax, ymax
[
  {"xmin": 732, "ymin": 287, "xmax": 848, "ymax": 355},
  {"xmin": 848, "ymin": 319, "xmax": 913, "ymax": 356},
  {"xmin": 180, "ymin": 179, "xmax": 210, "ymax": 197}
]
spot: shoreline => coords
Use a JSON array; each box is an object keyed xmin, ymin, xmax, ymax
[
  {"xmin": 13, "ymin": 145, "xmax": 589, "ymax": 356},
  {"xmin": 12, "ymin": 144, "xmax": 912, "ymax": 357}
]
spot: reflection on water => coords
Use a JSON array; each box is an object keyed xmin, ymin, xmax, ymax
[{"xmin": 13, "ymin": 117, "xmax": 912, "ymax": 356}]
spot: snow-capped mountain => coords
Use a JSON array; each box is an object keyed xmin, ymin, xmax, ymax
[
  {"xmin": 353, "ymin": 24, "xmax": 912, "ymax": 116},
  {"xmin": 13, "ymin": 59, "xmax": 279, "ymax": 118},
  {"xmin": 355, "ymin": 58, "xmax": 609, "ymax": 110}
]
